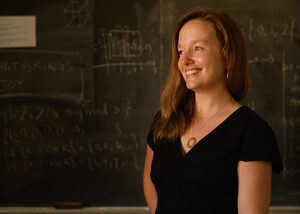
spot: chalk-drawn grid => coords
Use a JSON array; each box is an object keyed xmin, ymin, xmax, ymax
[
  {"xmin": 107, "ymin": 26, "xmax": 142, "ymax": 59},
  {"xmin": 94, "ymin": 26, "xmax": 156, "ymax": 73},
  {"xmin": 64, "ymin": 0, "xmax": 90, "ymax": 27},
  {"xmin": 0, "ymin": 50, "xmax": 86, "ymax": 104}
]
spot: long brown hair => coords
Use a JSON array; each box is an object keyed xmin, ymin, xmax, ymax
[{"xmin": 152, "ymin": 8, "xmax": 249, "ymax": 141}]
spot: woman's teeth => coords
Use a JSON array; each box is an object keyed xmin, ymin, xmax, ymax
[{"xmin": 186, "ymin": 69, "xmax": 201, "ymax": 75}]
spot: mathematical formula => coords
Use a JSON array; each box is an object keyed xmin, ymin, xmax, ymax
[
  {"xmin": 246, "ymin": 17, "xmax": 295, "ymax": 43},
  {"xmin": 0, "ymin": 99, "xmax": 131, "ymax": 125}
]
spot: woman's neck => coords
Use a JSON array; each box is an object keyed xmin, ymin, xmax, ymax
[{"xmin": 193, "ymin": 87, "xmax": 236, "ymax": 119}]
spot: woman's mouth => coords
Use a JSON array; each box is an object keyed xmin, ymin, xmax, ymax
[{"xmin": 186, "ymin": 69, "xmax": 201, "ymax": 75}]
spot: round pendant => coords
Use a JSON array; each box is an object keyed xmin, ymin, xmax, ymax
[{"xmin": 187, "ymin": 137, "xmax": 197, "ymax": 148}]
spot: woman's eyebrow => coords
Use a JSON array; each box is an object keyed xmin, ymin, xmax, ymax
[{"xmin": 177, "ymin": 39, "xmax": 207, "ymax": 49}]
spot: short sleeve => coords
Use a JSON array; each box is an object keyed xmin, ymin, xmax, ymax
[
  {"xmin": 240, "ymin": 118, "xmax": 283, "ymax": 173},
  {"xmin": 146, "ymin": 111, "xmax": 160, "ymax": 152},
  {"xmin": 147, "ymin": 130, "xmax": 156, "ymax": 151}
]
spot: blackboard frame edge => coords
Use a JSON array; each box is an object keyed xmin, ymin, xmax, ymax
[{"xmin": 0, "ymin": 206, "xmax": 299, "ymax": 213}]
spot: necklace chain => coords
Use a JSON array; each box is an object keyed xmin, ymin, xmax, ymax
[{"xmin": 187, "ymin": 101, "xmax": 228, "ymax": 148}]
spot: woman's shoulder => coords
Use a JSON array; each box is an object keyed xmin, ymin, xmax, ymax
[
  {"xmin": 226, "ymin": 105, "xmax": 276, "ymax": 139},
  {"xmin": 235, "ymin": 106, "xmax": 271, "ymax": 127},
  {"xmin": 234, "ymin": 105, "xmax": 278, "ymax": 147},
  {"xmin": 236, "ymin": 106, "xmax": 283, "ymax": 173}
]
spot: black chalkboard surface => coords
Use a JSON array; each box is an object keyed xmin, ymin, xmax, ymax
[
  {"xmin": 0, "ymin": 0, "xmax": 160, "ymax": 206},
  {"xmin": 0, "ymin": 0, "xmax": 299, "ymax": 207}
]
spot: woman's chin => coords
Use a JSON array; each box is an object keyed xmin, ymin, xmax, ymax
[{"xmin": 185, "ymin": 83, "xmax": 201, "ymax": 91}]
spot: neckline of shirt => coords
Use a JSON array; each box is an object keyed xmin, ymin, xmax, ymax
[{"xmin": 178, "ymin": 105, "xmax": 248, "ymax": 158}]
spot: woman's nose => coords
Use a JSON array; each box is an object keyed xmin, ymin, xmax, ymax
[{"xmin": 180, "ymin": 52, "xmax": 194, "ymax": 66}]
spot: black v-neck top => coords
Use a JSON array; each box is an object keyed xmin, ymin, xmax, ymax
[{"xmin": 147, "ymin": 106, "xmax": 283, "ymax": 214}]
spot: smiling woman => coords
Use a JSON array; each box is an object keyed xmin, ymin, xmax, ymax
[
  {"xmin": 143, "ymin": 8, "xmax": 283, "ymax": 214},
  {"xmin": 177, "ymin": 19, "xmax": 226, "ymax": 95}
]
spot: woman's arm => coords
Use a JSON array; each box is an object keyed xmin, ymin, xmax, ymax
[
  {"xmin": 143, "ymin": 145, "xmax": 157, "ymax": 214},
  {"xmin": 237, "ymin": 160, "xmax": 272, "ymax": 214}
]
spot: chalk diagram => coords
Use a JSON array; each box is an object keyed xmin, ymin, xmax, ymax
[
  {"xmin": 64, "ymin": 0, "xmax": 90, "ymax": 27},
  {"xmin": 93, "ymin": 26, "xmax": 157, "ymax": 74}
]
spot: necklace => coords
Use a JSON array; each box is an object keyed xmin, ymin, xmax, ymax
[{"xmin": 187, "ymin": 101, "xmax": 228, "ymax": 148}]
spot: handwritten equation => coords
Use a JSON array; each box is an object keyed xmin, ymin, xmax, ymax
[
  {"xmin": 2, "ymin": 136, "xmax": 141, "ymax": 172},
  {"xmin": 246, "ymin": 17, "xmax": 295, "ymax": 43},
  {"xmin": 1, "ymin": 98, "xmax": 131, "ymax": 125},
  {"xmin": 0, "ymin": 96, "xmax": 140, "ymax": 173}
]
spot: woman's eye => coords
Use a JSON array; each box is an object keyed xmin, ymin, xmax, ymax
[{"xmin": 194, "ymin": 46, "xmax": 203, "ymax": 51}]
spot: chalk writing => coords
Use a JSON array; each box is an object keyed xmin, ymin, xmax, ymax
[
  {"xmin": 248, "ymin": 52, "xmax": 274, "ymax": 64},
  {"xmin": 122, "ymin": 97, "xmax": 132, "ymax": 119},
  {"xmin": 1, "ymin": 101, "xmax": 131, "ymax": 126},
  {"xmin": 0, "ymin": 50, "xmax": 86, "ymax": 104},
  {"xmin": 280, "ymin": 47, "xmax": 300, "ymax": 180},
  {"xmin": 0, "ymin": 94, "xmax": 140, "ymax": 173},
  {"xmin": 2, "ymin": 136, "xmax": 139, "ymax": 158},
  {"xmin": 0, "ymin": 105, "xmax": 59, "ymax": 124},
  {"xmin": 3, "ymin": 125, "xmax": 84, "ymax": 145},
  {"xmin": 247, "ymin": 17, "xmax": 295, "ymax": 43},
  {"xmin": 0, "ymin": 79, "xmax": 24, "ymax": 92},
  {"xmin": 63, "ymin": 104, "xmax": 109, "ymax": 122},
  {"xmin": 0, "ymin": 59, "xmax": 75, "ymax": 73},
  {"xmin": 282, "ymin": 52, "xmax": 300, "ymax": 109},
  {"xmin": 63, "ymin": 98, "xmax": 131, "ymax": 121},
  {"xmin": 1, "ymin": 134, "xmax": 141, "ymax": 172}
]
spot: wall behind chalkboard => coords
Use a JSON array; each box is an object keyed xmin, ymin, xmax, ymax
[{"xmin": 0, "ymin": 0, "xmax": 299, "ymax": 207}]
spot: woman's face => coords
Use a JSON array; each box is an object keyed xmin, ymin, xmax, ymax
[{"xmin": 177, "ymin": 19, "xmax": 226, "ymax": 92}]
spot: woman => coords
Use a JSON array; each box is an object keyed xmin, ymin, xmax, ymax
[{"xmin": 143, "ymin": 8, "xmax": 283, "ymax": 214}]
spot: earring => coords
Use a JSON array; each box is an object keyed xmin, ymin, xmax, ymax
[{"xmin": 226, "ymin": 69, "xmax": 229, "ymax": 80}]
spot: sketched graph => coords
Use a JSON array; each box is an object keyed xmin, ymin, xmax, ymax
[
  {"xmin": 107, "ymin": 26, "xmax": 143, "ymax": 59},
  {"xmin": 94, "ymin": 26, "xmax": 157, "ymax": 74},
  {"xmin": 64, "ymin": 0, "xmax": 90, "ymax": 27}
]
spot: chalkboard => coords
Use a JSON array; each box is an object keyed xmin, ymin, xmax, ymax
[
  {"xmin": 0, "ymin": 0, "xmax": 299, "ymax": 207},
  {"xmin": 0, "ymin": 0, "xmax": 160, "ymax": 206}
]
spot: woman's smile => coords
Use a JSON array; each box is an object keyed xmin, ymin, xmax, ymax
[{"xmin": 186, "ymin": 68, "xmax": 202, "ymax": 75}]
